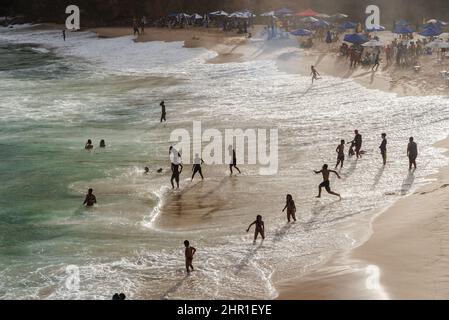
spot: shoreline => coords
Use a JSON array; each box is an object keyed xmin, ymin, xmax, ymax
[{"xmin": 278, "ymin": 136, "xmax": 449, "ymax": 300}]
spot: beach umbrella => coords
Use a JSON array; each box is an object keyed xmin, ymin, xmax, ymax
[
  {"xmin": 394, "ymin": 25, "xmax": 414, "ymax": 34},
  {"xmin": 275, "ymin": 8, "xmax": 293, "ymax": 16},
  {"xmin": 296, "ymin": 8, "xmax": 319, "ymax": 17},
  {"xmin": 190, "ymin": 14, "xmax": 203, "ymax": 20},
  {"xmin": 366, "ymin": 24, "xmax": 386, "ymax": 32},
  {"xmin": 312, "ymin": 19, "xmax": 330, "ymax": 28},
  {"xmin": 209, "ymin": 11, "xmax": 228, "ymax": 17},
  {"xmin": 301, "ymin": 17, "xmax": 319, "ymax": 23},
  {"xmin": 426, "ymin": 39, "xmax": 449, "ymax": 48},
  {"xmin": 229, "ymin": 12, "xmax": 244, "ymax": 18},
  {"xmin": 362, "ymin": 39, "xmax": 384, "ymax": 47},
  {"xmin": 343, "ymin": 33, "xmax": 369, "ymax": 44},
  {"xmin": 419, "ymin": 25, "xmax": 442, "ymax": 37},
  {"xmin": 260, "ymin": 11, "xmax": 275, "ymax": 17},
  {"xmin": 395, "ymin": 20, "xmax": 410, "ymax": 27},
  {"xmin": 316, "ymin": 13, "xmax": 331, "ymax": 19},
  {"xmin": 339, "ymin": 21, "xmax": 358, "ymax": 30},
  {"xmin": 330, "ymin": 13, "xmax": 349, "ymax": 20},
  {"xmin": 290, "ymin": 28, "xmax": 313, "ymax": 36}
]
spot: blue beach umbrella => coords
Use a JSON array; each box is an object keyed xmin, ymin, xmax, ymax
[
  {"xmin": 312, "ymin": 19, "xmax": 330, "ymax": 28},
  {"xmin": 343, "ymin": 33, "xmax": 368, "ymax": 44},
  {"xmin": 339, "ymin": 21, "xmax": 358, "ymax": 30},
  {"xmin": 395, "ymin": 20, "xmax": 410, "ymax": 27},
  {"xmin": 419, "ymin": 25, "xmax": 442, "ymax": 37},
  {"xmin": 290, "ymin": 28, "xmax": 313, "ymax": 36},
  {"xmin": 394, "ymin": 25, "xmax": 414, "ymax": 34}
]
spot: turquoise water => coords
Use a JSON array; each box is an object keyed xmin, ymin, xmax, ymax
[{"xmin": 1, "ymin": 26, "xmax": 449, "ymax": 300}]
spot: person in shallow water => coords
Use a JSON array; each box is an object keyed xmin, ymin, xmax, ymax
[
  {"xmin": 83, "ymin": 188, "xmax": 97, "ymax": 207},
  {"xmin": 246, "ymin": 215, "xmax": 265, "ymax": 244},
  {"xmin": 282, "ymin": 194, "xmax": 297, "ymax": 223},
  {"xmin": 380, "ymin": 133, "xmax": 387, "ymax": 166},
  {"xmin": 62, "ymin": 29, "xmax": 66, "ymax": 41},
  {"xmin": 314, "ymin": 164, "xmax": 342, "ymax": 199},
  {"xmin": 407, "ymin": 137, "xmax": 418, "ymax": 170},
  {"xmin": 310, "ymin": 65, "xmax": 321, "ymax": 84},
  {"xmin": 99, "ymin": 139, "xmax": 106, "ymax": 148},
  {"xmin": 184, "ymin": 240, "xmax": 196, "ymax": 274},
  {"xmin": 160, "ymin": 100, "xmax": 166, "ymax": 123},
  {"xmin": 349, "ymin": 130, "xmax": 363, "ymax": 159},
  {"xmin": 85, "ymin": 139, "xmax": 93, "ymax": 150},
  {"xmin": 228, "ymin": 146, "xmax": 241, "ymax": 175},
  {"xmin": 191, "ymin": 153, "xmax": 204, "ymax": 181},
  {"xmin": 144, "ymin": 167, "xmax": 150, "ymax": 174},
  {"xmin": 335, "ymin": 139, "xmax": 345, "ymax": 169}
]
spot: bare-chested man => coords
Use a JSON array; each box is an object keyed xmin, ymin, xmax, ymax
[
  {"xmin": 335, "ymin": 140, "xmax": 345, "ymax": 169},
  {"xmin": 246, "ymin": 215, "xmax": 265, "ymax": 244},
  {"xmin": 83, "ymin": 188, "xmax": 97, "ymax": 207},
  {"xmin": 314, "ymin": 164, "xmax": 341, "ymax": 199},
  {"xmin": 184, "ymin": 240, "xmax": 197, "ymax": 274}
]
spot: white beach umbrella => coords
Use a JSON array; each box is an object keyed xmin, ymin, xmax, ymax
[
  {"xmin": 362, "ymin": 39, "xmax": 384, "ymax": 47},
  {"xmin": 316, "ymin": 13, "xmax": 331, "ymax": 19},
  {"xmin": 260, "ymin": 11, "xmax": 275, "ymax": 17},
  {"xmin": 301, "ymin": 17, "xmax": 319, "ymax": 23},
  {"xmin": 210, "ymin": 11, "xmax": 229, "ymax": 17},
  {"xmin": 426, "ymin": 39, "xmax": 449, "ymax": 48}
]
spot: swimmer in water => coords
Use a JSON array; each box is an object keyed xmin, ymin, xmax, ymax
[
  {"xmin": 85, "ymin": 139, "xmax": 93, "ymax": 150},
  {"xmin": 100, "ymin": 140, "xmax": 106, "ymax": 148},
  {"xmin": 83, "ymin": 188, "xmax": 97, "ymax": 207}
]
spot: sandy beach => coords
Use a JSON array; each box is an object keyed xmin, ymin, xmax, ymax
[{"xmin": 86, "ymin": 26, "xmax": 449, "ymax": 300}]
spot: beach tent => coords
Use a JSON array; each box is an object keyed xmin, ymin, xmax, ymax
[
  {"xmin": 362, "ymin": 39, "xmax": 384, "ymax": 47},
  {"xmin": 296, "ymin": 8, "xmax": 319, "ymax": 17},
  {"xmin": 290, "ymin": 28, "xmax": 313, "ymax": 36},
  {"xmin": 339, "ymin": 21, "xmax": 358, "ymax": 30},
  {"xmin": 209, "ymin": 11, "xmax": 228, "ymax": 17},
  {"xmin": 394, "ymin": 25, "xmax": 414, "ymax": 34},
  {"xmin": 343, "ymin": 33, "xmax": 368, "ymax": 44},
  {"xmin": 366, "ymin": 24, "xmax": 386, "ymax": 32},
  {"xmin": 275, "ymin": 8, "xmax": 293, "ymax": 16},
  {"xmin": 419, "ymin": 25, "xmax": 442, "ymax": 37},
  {"xmin": 301, "ymin": 17, "xmax": 319, "ymax": 23}
]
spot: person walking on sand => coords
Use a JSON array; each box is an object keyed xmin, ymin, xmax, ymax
[
  {"xmin": 349, "ymin": 130, "xmax": 363, "ymax": 159},
  {"xmin": 141, "ymin": 16, "xmax": 147, "ymax": 35},
  {"xmin": 229, "ymin": 146, "xmax": 241, "ymax": 175},
  {"xmin": 380, "ymin": 133, "xmax": 387, "ymax": 165},
  {"xmin": 407, "ymin": 137, "xmax": 418, "ymax": 170},
  {"xmin": 160, "ymin": 100, "xmax": 166, "ymax": 122},
  {"xmin": 372, "ymin": 52, "xmax": 381, "ymax": 71},
  {"xmin": 310, "ymin": 66, "xmax": 321, "ymax": 84},
  {"xmin": 184, "ymin": 240, "xmax": 196, "ymax": 274},
  {"xmin": 191, "ymin": 153, "xmax": 204, "ymax": 181},
  {"xmin": 282, "ymin": 194, "xmax": 297, "ymax": 223},
  {"xmin": 246, "ymin": 215, "xmax": 265, "ymax": 244},
  {"xmin": 335, "ymin": 140, "xmax": 345, "ymax": 169},
  {"xmin": 314, "ymin": 164, "xmax": 341, "ymax": 199},
  {"xmin": 83, "ymin": 188, "xmax": 97, "ymax": 207},
  {"xmin": 132, "ymin": 18, "xmax": 140, "ymax": 36}
]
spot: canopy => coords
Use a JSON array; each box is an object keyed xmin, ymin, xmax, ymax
[
  {"xmin": 394, "ymin": 25, "xmax": 414, "ymax": 34},
  {"xmin": 260, "ymin": 11, "xmax": 275, "ymax": 17},
  {"xmin": 301, "ymin": 17, "xmax": 319, "ymax": 23},
  {"xmin": 426, "ymin": 39, "xmax": 449, "ymax": 48},
  {"xmin": 362, "ymin": 39, "xmax": 384, "ymax": 47},
  {"xmin": 339, "ymin": 21, "xmax": 358, "ymax": 30},
  {"xmin": 190, "ymin": 13, "xmax": 203, "ymax": 20},
  {"xmin": 275, "ymin": 8, "xmax": 293, "ymax": 16},
  {"xmin": 296, "ymin": 8, "xmax": 319, "ymax": 17},
  {"xmin": 419, "ymin": 25, "xmax": 442, "ymax": 37},
  {"xmin": 290, "ymin": 28, "xmax": 313, "ymax": 36},
  {"xmin": 343, "ymin": 33, "xmax": 368, "ymax": 44},
  {"xmin": 209, "ymin": 11, "xmax": 228, "ymax": 17},
  {"xmin": 366, "ymin": 24, "xmax": 386, "ymax": 32}
]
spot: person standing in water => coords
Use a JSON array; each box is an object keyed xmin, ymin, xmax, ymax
[
  {"xmin": 144, "ymin": 167, "xmax": 150, "ymax": 174},
  {"xmin": 282, "ymin": 194, "xmax": 297, "ymax": 223},
  {"xmin": 349, "ymin": 130, "xmax": 363, "ymax": 159},
  {"xmin": 191, "ymin": 153, "xmax": 204, "ymax": 181},
  {"xmin": 62, "ymin": 29, "xmax": 66, "ymax": 41},
  {"xmin": 314, "ymin": 164, "xmax": 341, "ymax": 199},
  {"xmin": 85, "ymin": 139, "xmax": 93, "ymax": 150},
  {"xmin": 170, "ymin": 146, "xmax": 183, "ymax": 189},
  {"xmin": 83, "ymin": 188, "xmax": 97, "ymax": 207},
  {"xmin": 99, "ymin": 140, "xmax": 106, "ymax": 148},
  {"xmin": 310, "ymin": 66, "xmax": 321, "ymax": 84},
  {"xmin": 407, "ymin": 137, "xmax": 418, "ymax": 170},
  {"xmin": 335, "ymin": 140, "xmax": 345, "ymax": 169},
  {"xmin": 379, "ymin": 133, "xmax": 387, "ymax": 165},
  {"xmin": 229, "ymin": 146, "xmax": 241, "ymax": 175},
  {"xmin": 160, "ymin": 100, "xmax": 166, "ymax": 123},
  {"xmin": 246, "ymin": 215, "xmax": 265, "ymax": 244},
  {"xmin": 184, "ymin": 240, "xmax": 196, "ymax": 274}
]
